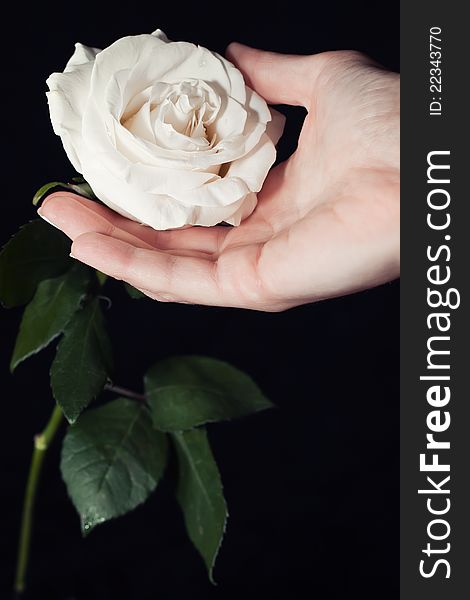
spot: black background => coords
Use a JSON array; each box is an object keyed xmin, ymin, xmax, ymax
[{"xmin": 1, "ymin": 2, "xmax": 399, "ymax": 598}]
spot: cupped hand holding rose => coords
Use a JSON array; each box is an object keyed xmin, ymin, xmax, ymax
[{"xmin": 40, "ymin": 36, "xmax": 400, "ymax": 311}]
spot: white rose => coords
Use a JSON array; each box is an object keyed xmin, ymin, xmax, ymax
[{"xmin": 46, "ymin": 29, "xmax": 285, "ymax": 230}]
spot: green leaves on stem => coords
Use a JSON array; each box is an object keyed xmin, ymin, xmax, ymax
[
  {"xmin": 3, "ymin": 220, "xmax": 113, "ymax": 423},
  {"xmin": 3, "ymin": 213, "xmax": 274, "ymax": 585},
  {"xmin": 172, "ymin": 429, "xmax": 227, "ymax": 583},
  {"xmin": 51, "ymin": 298, "xmax": 113, "ymax": 423},
  {"xmin": 61, "ymin": 399, "xmax": 167, "ymax": 534},
  {"xmin": 0, "ymin": 220, "xmax": 71, "ymax": 307},
  {"xmin": 2, "ymin": 220, "xmax": 113, "ymax": 423},
  {"xmin": 145, "ymin": 355, "xmax": 273, "ymax": 431},
  {"xmin": 59, "ymin": 355, "xmax": 269, "ymax": 581},
  {"xmin": 10, "ymin": 264, "xmax": 91, "ymax": 371},
  {"xmin": 142, "ymin": 355, "xmax": 270, "ymax": 580}
]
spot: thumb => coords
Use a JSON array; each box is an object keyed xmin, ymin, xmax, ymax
[{"xmin": 226, "ymin": 42, "xmax": 319, "ymax": 107}]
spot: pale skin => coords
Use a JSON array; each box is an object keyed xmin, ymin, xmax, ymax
[{"xmin": 38, "ymin": 43, "xmax": 400, "ymax": 311}]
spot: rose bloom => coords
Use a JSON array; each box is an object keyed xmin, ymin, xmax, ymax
[{"xmin": 46, "ymin": 29, "xmax": 285, "ymax": 230}]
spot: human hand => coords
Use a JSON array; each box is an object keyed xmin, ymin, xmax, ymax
[{"xmin": 38, "ymin": 43, "xmax": 399, "ymax": 311}]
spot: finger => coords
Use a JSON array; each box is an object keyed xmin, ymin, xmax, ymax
[
  {"xmin": 225, "ymin": 43, "xmax": 320, "ymax": 107},
  {"xmin": 39, "ymin": 193, "xmax": 229, "ymax": 254},
  {"xmin": 70, "ymin": 195, "xmax": 230, "ymax": 254},
  {"xmin": 70, "ymin": 232, "xmax": 229, "ymax": 306},
  {"xmin": 38, "ymin": 193, "xmax": 155, "ymax": 250}
]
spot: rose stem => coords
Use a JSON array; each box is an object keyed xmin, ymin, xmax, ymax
[
  {"xmin": 14, "ymin": 380, "xmax": 143, "ymax": 593},
  {"xmin": 14, "ymin": 404, "xmax": 64, "ymax": 595},
  {"xmin": 104, "ymin": 382, "xmax": 146, "ymax": 402}
]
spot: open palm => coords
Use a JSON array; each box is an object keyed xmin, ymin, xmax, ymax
[{"xmin": 40, "ymin": 44, "xmax": 399, "ymax": 311}]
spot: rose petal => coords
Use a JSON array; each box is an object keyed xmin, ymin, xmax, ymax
[
  {"xmin": 79, "ymin": 156, "xmax": 250, "ymax": 229},
  {"xmin": 194, "ymin": 194, "xmax": 255, "ymax": 227},
  {"xmin": 224, "ymin": 111, "xmax": 286, "ymax": 193},
  {"xmin": 210, "ymin": 96, "xmax": 248, "ymax": 140},
  {"xmin": 173, "ymin": 176, "xmax": 250, "ymax": 208},
  {"xmin": 65, "ymin": 43, "xmax": 101, "ymax": 71},
  {"xmin": 122, "ymin": 99, "xmax": 155, "ymax": 144},
  {"xmin": 226, "ymin": 133, "xmax": 277, "ymax": 192},
  {"xmin": 151, "ymin": 29, "xmax": 171, "ymax": 42},
  {"xmin": 225, "ymin": 192, "xmax": 258, "ymax": 225},
  {"xmin": 125, "ymin": 163, "xmax": 218, "ymax": 195},
  {"xmin": 46, "ymin": 58, "xmax": 94, "ymax": 172},
  {"xmin": 266, "ymin": 107, "xmax": 286, "ymax": 145},
  {"xmin": 91, "ymin": 36, "xmax": 242, "ymax": 106}
]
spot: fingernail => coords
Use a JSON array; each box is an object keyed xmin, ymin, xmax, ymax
[{"xmin": 69, "ymin": 252, "xmax": 77, "ymax": 259}]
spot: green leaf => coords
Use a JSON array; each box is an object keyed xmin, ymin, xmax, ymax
[
  {"xmin": 173, "ymin": 428, "xmax": 227, "ymax": 583},
  {"xmin": 0, "ymin": 220, "xmax": 71, "ymax": 308},
  {"xmin": 145, "ymin": 356, "xmax": 273, "ymax": 432},
  {"xmin": 51, "ymin": 298, "xmax": 112, "ymax": 423},
  {"xmin": 124, "ymin": 283, "xmax": 146, "ymax": 299},
  {"xmin": 73, "ymin": 182, "xmax": 96, "ymax": 200},
  {"xmin": 32, "ymin": 180, "xmax": 96, "ymax": 206},
  {"xmin": 32, "ymin": 182, "xmax": 67, "ymax": 205},
  {"xmin": 10, "ymin": 264, "xmax": 91, "ymax": 372},
  {"xmin": 95, "ymin": 270, "xmax": 108, "ymax": 287},
  {"xmin": 61, "ymin": 398, "xmax": 168, "ymax": 534}
]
